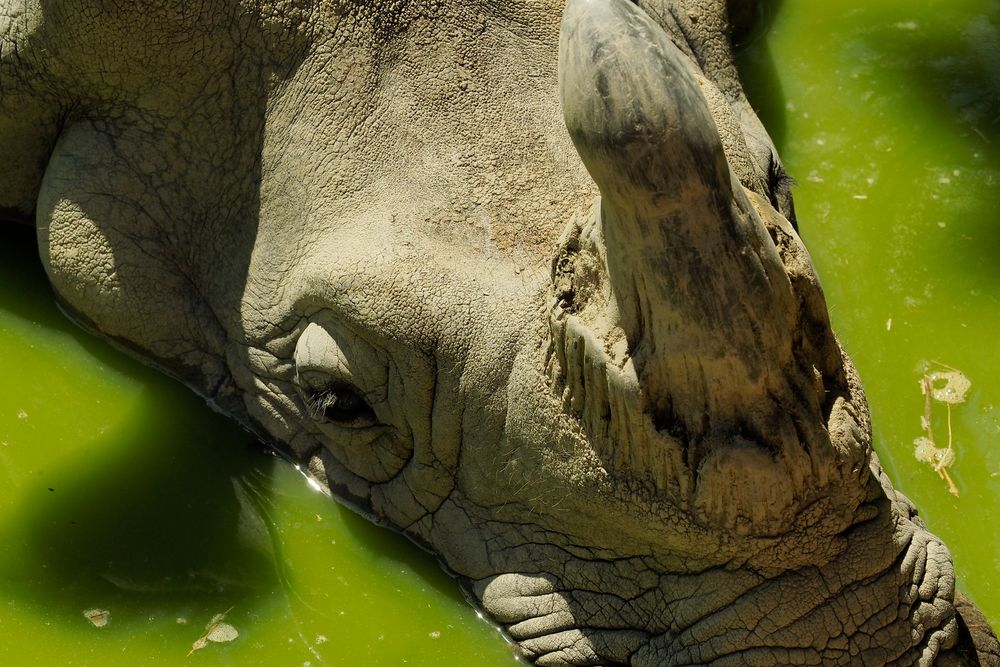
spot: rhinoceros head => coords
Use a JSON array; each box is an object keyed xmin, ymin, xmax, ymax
[{"xmin": 4, "ymin": 0, "xmax": 981, "ymax": 663}]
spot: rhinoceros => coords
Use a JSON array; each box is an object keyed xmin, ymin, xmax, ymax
[{"xmin": 1, "ymin": 0, "xmax": 996, "ymax": 664}]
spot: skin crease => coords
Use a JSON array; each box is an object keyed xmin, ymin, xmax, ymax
[{"xmin": 1, "ymin": 0, "xmax": 997, "ymax": 665}]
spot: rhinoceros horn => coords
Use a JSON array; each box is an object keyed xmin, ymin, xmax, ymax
[
  {"xmin": 556, "ymin": 0, "xmax": 855, "ymax": 532},
  {"xmin": 563, "ymin": 0, "xmax": 806, "ymax": 443}
]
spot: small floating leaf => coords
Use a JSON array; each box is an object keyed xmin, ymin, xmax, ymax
[
  {"xmin": 84, "ymin": 608, "xmax": 110, "ymax": 628},
  {"xmin": 187, "ymin": 607, "xmax": 237, "ymax": 656},
  {"xmin": 926, "ymin": 370, "xmax": 971, "ymax": 404},
  {"xmin": 206, "ymin": 622, "xmax": 238, "ymax": 643}
]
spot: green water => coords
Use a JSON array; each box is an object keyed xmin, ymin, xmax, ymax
[
  {"xmin": 738, "ymin": 0, "xmax": 999, "ymax": 625},
  {"xmin": 1, "ymin": 1, "xmax": 997, "ymax": 664},
  {"xmin": 0, "ymin": 230, "xmax": 516, "ymax": 663}
]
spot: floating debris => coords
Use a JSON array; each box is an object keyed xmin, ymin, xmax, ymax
[
  {"xmin": 913, "ymin": 436, "xmax": 936, "ymax": 462},
  {"xmin": 926, "ymin": 369, "xmax": 971, "ymax": 404},
  {"xmin": 913, "ymin": 363, "xmax": 970, "ymax": 497},
  {"xmin": 187, "ymin": 608, "xmax": 238, "ymax": 656},
  {"xmin": 913, "ymin": 437, "xmax": 955, "ymax": 468},
  {"xmin": 84, "ymin": 608, "xmax": 110, "ymax": 628}
]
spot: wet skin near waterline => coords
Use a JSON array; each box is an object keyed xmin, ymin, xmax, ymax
[{"xmin": 0, "ymin": 0, "xmax": 997, "ymax": 664}]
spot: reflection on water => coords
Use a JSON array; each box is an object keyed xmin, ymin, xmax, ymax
[{"xmin": 7, "ymin": 396, "xmax": 277, "ymax": 601}]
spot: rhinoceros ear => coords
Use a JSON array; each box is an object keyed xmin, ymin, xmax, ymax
[{"xmin": 557, "ymin": 0, "xmax": 803, "ymax": 443}]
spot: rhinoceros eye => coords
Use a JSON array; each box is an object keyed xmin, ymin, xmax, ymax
[{"xmin": 307, "ymin": 382, "xmax": 377, "ymax": 427}]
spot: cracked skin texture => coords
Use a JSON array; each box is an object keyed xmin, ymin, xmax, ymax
[{"xmin": 1, "ymin": 0, "xmax": 996, "ymax": 665}]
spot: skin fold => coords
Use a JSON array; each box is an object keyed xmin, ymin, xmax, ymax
[{"xmin": 1, "ymin": 0, "xmax": 996, "ymax": 664}]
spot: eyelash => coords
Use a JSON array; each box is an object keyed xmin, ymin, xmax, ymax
[{"xmin": 306, "ymin": 383, "xmax": 377, "ymax": 426}]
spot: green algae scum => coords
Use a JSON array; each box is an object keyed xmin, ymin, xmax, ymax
[
  {"xmin": 736, "ymin": 0, "xmax": 999, "ymax": 629},
  {"xmin": 1, "ymin": 1, "xmax": 997, "ymax": 664}
]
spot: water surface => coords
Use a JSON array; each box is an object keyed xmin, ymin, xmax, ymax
[
  {"xmin": 0, "ymin": 223, "xmax": 515, "ymax": 664},
  {"xmin": 739, "ymin": 0, "xmax": 999, "ymax": 625}
]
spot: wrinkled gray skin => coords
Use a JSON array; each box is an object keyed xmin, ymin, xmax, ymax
[{"xmin": 2, "ymin": 0, "xmax": 997, "ymax": 664}]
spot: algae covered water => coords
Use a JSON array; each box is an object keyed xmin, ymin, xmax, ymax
[
  {"xmin": 0, "ymin": 219, "xmax": 518, "ymax": 665},
  {"xmin": 1, "ymin": 1, "xmax": 997, "ymax": 664},
  {"xmin": 737, "ymin": 0, "xmax": 999, "ymax": 626}
]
